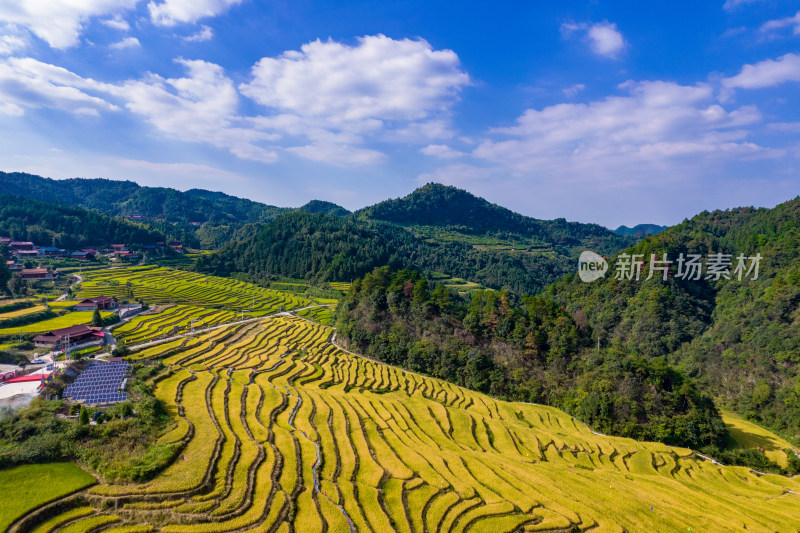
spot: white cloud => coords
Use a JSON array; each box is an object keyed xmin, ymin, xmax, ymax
[
  {"xmin": 110, "ymin": 36, "xmax": 140, "ymax": 49},
  {"xmin": 0, "ymin": 57, "xmax": 118, "ymax": 116},
  {"xmin": 0, "ymin": 0, "xmax": 139, "ymax": 49},
  {"xmin": 116, "ymin": 158, "xmax": 245, "ymax": 181},
  {"xmin": 472, "ymin": 80, "xmax": 775, "ymax": 187},
  {"xmin": 101, "ymin": 14, "xmax": 130, "ymax": 31},
  {"xmin": 562, "ymin": 83, "xmax": 586, "ymax": 97},
  {"xmin": 241, "ymin": 34, "xmax": 470, "ymax": 164},
  {"xmin": 420, "ymin": 144, "xmax": 465, "ymax": 159},
  {"xmin": 148, "ymin": 0, "xmax": 242, "ymax": 26},
  {"xmin": 562, "ymin": 21, "xmax": 625, "ymax": 58},
  {"xmin": 723, "ymin": 53, "xmax": 800, "ymax": 89},
  {"xmin": 118, "ymin": 58, "xmax": 279, "ymax": 163},
  {"xmin": 183, "ymin": 24, "xmax": 214, "ymax": 42},
  {"xmin": 766, "ymin": 121, "xmax": 800, "ymax": 132},
  {"xmin": 723, "ymin": 0, "xmax": 767, "ymax": 10},
  {"xmin": 0, "ymin": 25, "xmax": 27, "ymax": 55},
  {"xmin": 761, "ymin": 11, "xmax": 800, "ymax": 36}
]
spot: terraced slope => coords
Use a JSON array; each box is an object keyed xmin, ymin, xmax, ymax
[
  {"xmin": 11, "ymin": 318, "xmax": 800, "ymax": 532},
  {"xmin": 114, "ymin": 305, "xmax": 241, "ymax": 345},
  {"xmin": 78, "ymin": 266, "xmax": 312, "ymax": 315}
]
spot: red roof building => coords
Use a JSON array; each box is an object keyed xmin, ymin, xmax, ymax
[
  {"xmin": 33, "ymin": 324, "xmax": 102, "ymax": 349},
  {"xmin": 73, "ymin": 296, "xmax": 116, "ymax": 311},
  {"xmin": 21, "ymin": 268, "xmax": 54, "ymax": 280},
  {"xmin": 9, "ymin": 241, "xmax": 34, "ymax": 250}
]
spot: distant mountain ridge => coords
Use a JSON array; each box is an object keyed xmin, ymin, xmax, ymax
[
  {"xmin": 299, "ymin": 200, "xmax": 350, "ymax": 216},
  {"xmin": 613, "ymin": 223, "xmax": 668, "ymax": 237},
  {"xmin": 357, "ymin": 183, "xmax": 618, "ymax": 245},
  {"xmin": 0, "ymin": 172, "xmax": 289, "ymax": 226},
  {"xmin": 198, "ymin": 183, "xmax": 635, "ymax": 294}
]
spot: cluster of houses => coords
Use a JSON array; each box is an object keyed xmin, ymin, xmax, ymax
[{"xmin": 2, "ymin": 238, "xmax": 182, "ymax": 276}]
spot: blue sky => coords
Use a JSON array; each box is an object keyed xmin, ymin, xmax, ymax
[{"xmin": 0, "ymin": 0, "xmax": 798, "ymax": 228}]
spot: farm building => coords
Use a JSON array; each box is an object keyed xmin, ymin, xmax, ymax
[
  {"xmin": 32, "ymin": 324, "xmax": 103, "ymax": 349},
  {"xmin": 39, "ymin": 246, "xmax": 65, "ymax": 257},
  {"xmin": 20, "ymin": 268, "xmax": 55, "ymax": 280},
  {"xmin": 0, "ymin": 237, "xmax": 10, "ymax": 245},
  {"xmin": 8, "ymin": 241, "xmax": 34, "ymax": 251},
  {"xmin": 6, "ymin": 260, "xmax": 21, "ymax": 271},
  {"xmin": 70, "ymin": 251, "xmax": 94, "ymax": 261},
  {"xmin": 73, "ymin": 296, "xmax": 116, "ymax": 311},
  {"xmin": 15, "ymin": 250, "xmax": 40, "ymax": 258},
  {"xmin": 110, "ymin": 244, "xmax": 127, "ymax": 251}
]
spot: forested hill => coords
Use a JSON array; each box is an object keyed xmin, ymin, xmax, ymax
[
  {"xmin": 547, "ymin": 196, "xmax": 800, "ymax": 443},
  {"xmin": 613, "ymin": 223, "xmax": 668, "ymax": 237},
  {"xmin": 0, "ymin": 172, "xmax": 290, "ymax": 226},
  {"xmin": 197, "ymin": 183, "xmax": 636, "ymax": 293},
  {"xmin": 0, "ymin": 194, "xmax": 165, "ymax": 248},
  {"xmin": 299, "ymin": 200, "xmax": 350, "ymax": 216},
  {"xmin": 357, "ymin": 182, "xmax": 626, "ymax": 246},
  {"xmin": 335, "ymin": 266, "xmax": 728, "ymax": 451}
]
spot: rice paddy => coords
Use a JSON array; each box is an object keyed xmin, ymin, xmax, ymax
[
  {"xmin": 77, "ymin": 266, "xmax": 313, "ymax": 315},
  {"xmin": 0, "ymin": 311, "xmax": 114, "ymax": 336},
  {"xmin": 722, "ymin": 410, "xmax": 798, "ymax": 469},
  {"xmin": 10, "ymin": 317, "xmax": 800, "ymax": 532}
]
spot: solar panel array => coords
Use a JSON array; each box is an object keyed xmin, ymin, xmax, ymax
[{"xmin": 63, "ymin": 361, "xmax": 129, "ymax": 405}]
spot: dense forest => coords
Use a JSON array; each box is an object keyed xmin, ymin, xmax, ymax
[
  {"xmin": 548, "ymin": 197, "xmax": 800, "ymax": 444},
  {"xmin": 198, "ymin": 184, "xmax": 635, "ymax": 294},
  {"xmin": 357, "ymin": 183, "xmax": 632, "ymax": 248},
  {"xmin": 335, "ymin": 267, "xmax": 728, "ymax": 450},
  {"xmin": 0, "ymin": 194, "xmax": 165, "ymax": 249}
]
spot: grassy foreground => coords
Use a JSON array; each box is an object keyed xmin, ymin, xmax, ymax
[
  {"xmin": 8, "ymin": 316, "xmax": 800, "ymax": 532},
  {"xmin": 0, "ymin": 463, "xmax": 95, "ymax": 531}
]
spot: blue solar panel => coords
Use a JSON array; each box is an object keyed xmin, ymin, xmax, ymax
[{"xmin": 64, "ymin": 361, "xmax": 130, "ymax": 404}]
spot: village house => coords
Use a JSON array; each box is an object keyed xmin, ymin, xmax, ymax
[
  {"xmin": 70, "ymin": 251, "xmax": 94, "ymax": 261},
  {"xmin": 39, "ymin": 246, "xmax": 65, "ymax": 257},
  {"xmin": 9, "ymin": 241, "xmax": 34, "ymax": 251},
  {"xmin": 20, "ymin": 268, "xmax": 55, "ymax": 280},
  {"xmin": 33, "ymin": 324, "xmax": 103, "ymax": 349},
  {"xmin": 73, "ymin": 296, "xmax": 116, "ymax": 311}
]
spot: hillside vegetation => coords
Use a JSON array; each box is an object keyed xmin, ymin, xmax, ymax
[
  {"xmin": 7, "ymin": 317, "xmax": 800, "ymax": 532},
  {"xmin": 335, "ymin": 267, "xmax": 727, "ymax": 450},
  {"xmin": 547, "ymin": 196, "xmax": 800, "ymax": 448},
  {"xmin": 0, "ymin": 194, "xmax": 165, "ymax": 249},
  {"xmin": 198, "ymin": 184, "xmax": 634, "ymax": 295}
]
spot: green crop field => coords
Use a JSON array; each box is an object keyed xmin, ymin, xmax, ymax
[
  {"xmin": 0, "ymin": 311, "xmax": 114, "ymax": 336},
  {"xmin": 0, "ymin": 304, "xmax": 47, "ymax": 320},
  {"xmin": 78, "ymin": 266, "xmax": 313, "ymax": 315},
  {"xmin": 296, "ymin": 305, "xmax": 335, "ymax": 325},
  {"xmin": 0, "ymin": 463, "xmax": 95, "ymax": 532},
  {"xmin": 10, "ymin": 317, "xmax": 800, "ymax": 532}
]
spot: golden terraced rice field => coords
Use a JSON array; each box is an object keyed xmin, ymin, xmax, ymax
[{"xmin": 10, "ymin": 317, "xmax": 800, "ymax": 532}]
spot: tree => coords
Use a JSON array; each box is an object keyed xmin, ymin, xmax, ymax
[
  {"xmin": 8, "ymin": 274, "xmax": 26, "ymax": 297},
  {"xmin": 78, "ymin": 406, "xmax": 89, "ymax": 425},
  {"xmin": 91, "ymin": 308, "xmax": 102, "ymax": 327}
]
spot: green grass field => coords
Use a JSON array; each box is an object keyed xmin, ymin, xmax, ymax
[
  {"xmin": 0, "ymin": 311, "xmax": 114, "ymax": 336},
  {"xmin": 10, "ymin": 316, "xmax": 799, "ymax": 532},
  {"xmin": 0, "ymin": 463, "xmax": 95, "ymax": 532}
]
